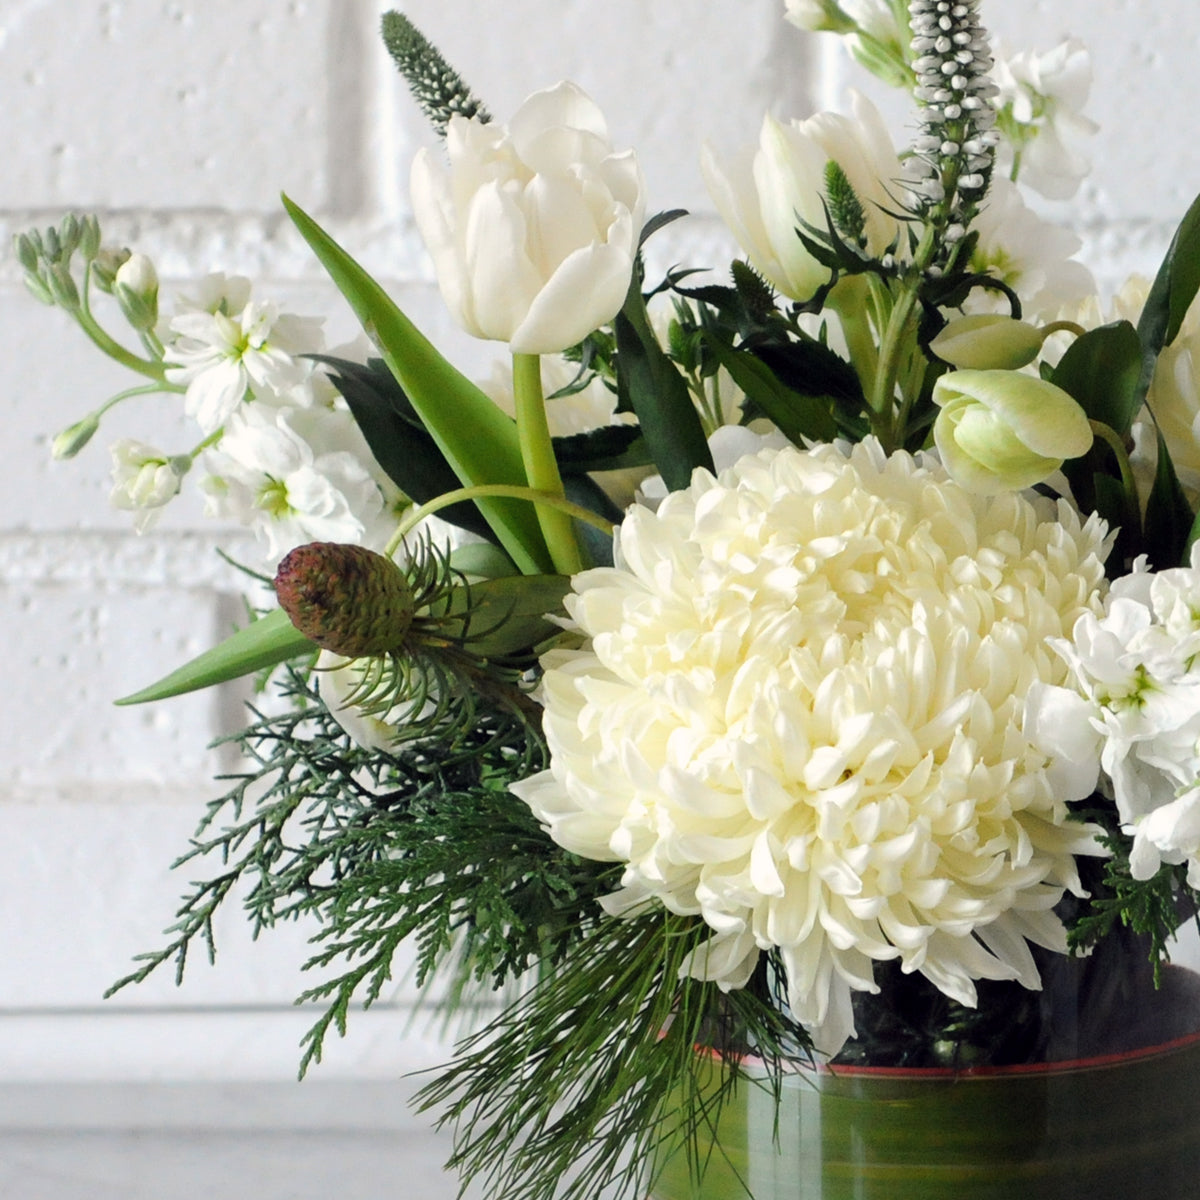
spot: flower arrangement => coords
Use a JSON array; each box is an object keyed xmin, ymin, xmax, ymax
[{"xmin": 20, "ymin": 2, "xmax": 1200, "ymax": 1197}]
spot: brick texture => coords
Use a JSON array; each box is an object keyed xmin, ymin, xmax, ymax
[{"xmin": 2, "ymin": 0, "xmax": 1198, "ymax": 1084}]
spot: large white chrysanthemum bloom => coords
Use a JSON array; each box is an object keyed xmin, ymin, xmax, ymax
[{"xmin": 513, "ymin": 439, "xmax": 1109, "ymax": 1055}]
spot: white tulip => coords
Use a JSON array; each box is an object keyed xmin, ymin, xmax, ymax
[
  {"xmin": 702, "ymin": 92, "xmax": 903, "ymax": 302},
  {"xmin": 410, "ymin": 81, "xmax": 645, "ymax": 355}
]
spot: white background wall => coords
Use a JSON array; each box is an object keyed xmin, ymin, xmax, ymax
[{"xmin": 1, "ymin": 0, "xmax": 1197, "ymax": 1092}]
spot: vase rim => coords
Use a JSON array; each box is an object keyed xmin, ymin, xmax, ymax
[{"xmin": 695, "ymin": 1025, "xmax": 1200, "ymax": 1079}]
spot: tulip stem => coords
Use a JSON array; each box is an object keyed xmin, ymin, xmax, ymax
[
  {"xmin": 512, "ymin": 353, "xmax": 584, "ymax": 575},
  {"xmin": 871, "ymin": 286, "xmax": 920, "ymax": 450},
  {"xmin": 385, "ymin": 484, "xmax": 613, "ymax": 560}
]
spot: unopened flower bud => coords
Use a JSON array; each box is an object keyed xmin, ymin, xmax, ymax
[
  {"xmin": 78, "ymin": 215, "xmax": 101, "ymax": 261},
  {"xmin": 274, "ymin": 542, "xmax": 416, "ymax": 658},
  {"xmin": 115, "ymin": 253, "xmax": 159, "ymax": 331},
  {"xmin": 930, "ymin": 314, "xmax": 1045, "ymax": 370},
  {"xmin": 92, "ymin": 247, "xmax": 130, "ymax": 294},
  {"xmin": 46, "ymin": 262, "xmax": 80, "ymax": 310},
  {"xmin": 58, "ymin": 214, "xmax": 82, "ymax": 259},
  {"xmin": 13, "ymin": 232, "xmax": 40, "ymax": 274},
  {"xmin": 51, "ymin": 413, "xmax": 101, "ymax": 460},
  {"xmin": 933, "ymin": 368, "xmax": 1092, "ymax": 494}
]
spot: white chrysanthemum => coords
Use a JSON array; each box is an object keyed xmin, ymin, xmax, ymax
[{"xmin": 514, "ymin": 439, "xmax": 1109, "ymax": 1054}]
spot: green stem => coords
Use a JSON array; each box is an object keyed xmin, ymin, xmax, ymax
[
  {"xmin": 94, "ymin": 381, "xmax": 181, "ymax": 417},
  {"xmin": 1089, "ymin": 419, "xmax": 1142, "ymax": 539},
  {"xmin": 385, "ymin": 484, "xmax": 613, "ymax": 560},
  {"xmin": 512, "ymin": 353, "xmax": 583, "ymax": 575},
  {"xmin": 76, "ymin": 266, "xmax": 167, "ymax": 382},
  {"xmin": 870, "ymin": 287, "xmax": 920, "ymax": 450}
]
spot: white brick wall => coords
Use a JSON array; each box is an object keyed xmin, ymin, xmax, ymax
[{"xmin": 2, "ymin": 0, "xmax": 1197, "ymax": 1087}]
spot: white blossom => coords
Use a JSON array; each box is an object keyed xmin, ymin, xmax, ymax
[
  {"xmin": 514, "ymin": 438, "xmax": 1109, "ymax": 1055},
  {"xmin": 968, "ymin": 176, "xmax": 1094, "ymax": 318},
  {"xmin": 993, "ymin": 38, "xmax": 1098, "ymax": 201},
  {"xmin": 164, "ymin": 289, "xmax": 324, "ymax": 435},
  {"xmin": 702, "ymin": 92, "xmax": 905, "ymax": 302},
  {"xmin": 1029, "ymin": 546, "xmax": 1200, "ymax": 886},
  {"xmin": 109, "ymin": 439, "xmax": 185, "ymax": 532},
  {"xmin": 410, "ymin": 81, "xmax": 645, "ymax": 355},
  {"xmin": 201, "ymin": 404, "xmax": 391, "ymax": 563}
]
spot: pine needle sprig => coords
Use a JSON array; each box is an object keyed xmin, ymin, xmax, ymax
[
  {"xmin": 381, "ymin": 11, "xmax": 490, "ymax": 137},
  {"xmin": 417, "ymin": 914, "xmax": 812, "ymax": 1200},
  {"xmin": 104, "ymin": 670, "xmax": 620, "ymax": 1076},
  {"xmin": 1066, "ymin": 798, "xmax": 1200, "ymax": 976}
]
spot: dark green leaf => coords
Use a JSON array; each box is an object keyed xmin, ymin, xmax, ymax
[
  {"xmin": 1144, "ymin": 426, "xmax": 1195, "ymax": 569},
  {"xmin": 1050, "ymin": 320, "xmax": 1143, "ymax": 435},
  {"xmin": 1138, "ymin": 189, "xmax": 1200, "ymax": 355},
  {"xmin": 707, "ymin": 339, "xmax": 837, "ymax": 445},
  {"xmin": 317, "ymin": 357, "xmax": 498, "ymax": 543},
  {"xmin": 638, "ymin": 209, "xmax": 688, "ymax": 247},
  {"xmin": 614, "ymin": 273, "xmax": 713, "ymax": 493},
  {"xmin": 551, "ymin": 422, "xmax": 648, "ymax": 473},
  {"xmin": 116, "ymin": 608, "xmax": 316, "ymax": 705}
]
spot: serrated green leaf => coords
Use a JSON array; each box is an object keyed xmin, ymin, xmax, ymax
[
  {"xmin": 282, "ymin": 195, "xmax": 551, "ymax": 574},
  {"xmin": 614, "ymin": 272, "xmax": 712, "ymax": 493},
  {"xmin": 116, "ymin": 609, "xmax": 316, "ymax": 706},
  {"xmin": 1050, "ymin": 320, "xmax": 1143, "ymax": 435},
  {"xmin": 551, "ymin": 423, "xmax": 649, "ymax": 473},
  {"xmin": 707, "ymin": 339, "xmax": 838, "ymax": 445}
]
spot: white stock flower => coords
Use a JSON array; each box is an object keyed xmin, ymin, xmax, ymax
[
  {"xmin": 994, "ymin": 38, "xmax": 1097, "ymax": 200},
  {"xmin": 109, "ymin": 439, "xmax": 184, "ymax": 532},
  {"xmin": 202, "ymin": 404, "xmax": 389, "ymax": 563},
  {"xmin": 702, "ymin": 92, "xmax": 904, "ymax": 303},
  {"xmin": 164, "ymin": 290, "xmax": 324, "ymax": 435},
  {"xmin": 1029, "ymin": 546, "xmax": 1200, "ymax": 885},
  {"xmin": 410, "ymin": 81, "xmax": 645, "ymax": 355},
  {"xmin": 513, "ymin": 438, "xmax": 1109, "ymax": 1055},
  {"xmin": 968, "ymin": 176, "xmax": 1094, "ymax": 318}
]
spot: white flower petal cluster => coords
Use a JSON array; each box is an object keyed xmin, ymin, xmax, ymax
[
  {"xmin": 968, "ymin": 177, "xmax": 1094, "ymax": 318},
  {"xmin": 702, "ymin": 92, "xmax": 905, "ymax": 303},
  {"xmin": 109, "ymin": 439, "xmax": 184, "ymax": 532},
  {"xmin": 164, "ymin": 273, "xmax": 325, "ymax": 434},
  {"xmin": 993, "ymin": 38, "xmax": 1098, "ymax": 201},
  {"xmin": 1029, "ymin": 546, "xmax": 1200, "ymax": 888},
  {"xmin": 514, "ymin": 439, "xmax": 1109, "ymax": 1055},
  {"xmin": 202, "ymin": 404, "xmax": 393, "ymax": 564},
  {"xmin": 411, "ymin": 81, "xmax": 645, "ymax": 355}
]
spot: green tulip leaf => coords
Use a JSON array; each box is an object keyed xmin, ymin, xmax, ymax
[
  {"xmin": 115, "ymin": 608, "xmax": 316, "ymax": 706},
  {"xmin": 314, "ymin": 355, "xmax": 498, "ymax": 544},
  {"xmin": 283, "ymin": 195, "xmax": 552, "ymax": 574}
]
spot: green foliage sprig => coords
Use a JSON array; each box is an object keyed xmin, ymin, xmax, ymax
[
  {"xmin": 381, "ymin": 11, "xmax": 490, "ymax": 137},
  {"xmin": 105, "ymin": 670, "xmax": 613, "ymax": 1074}
]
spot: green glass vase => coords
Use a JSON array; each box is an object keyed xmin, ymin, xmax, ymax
[{"xmin": 651, "ymin": 964, "xmax": 1200, "ymax": 1200}]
